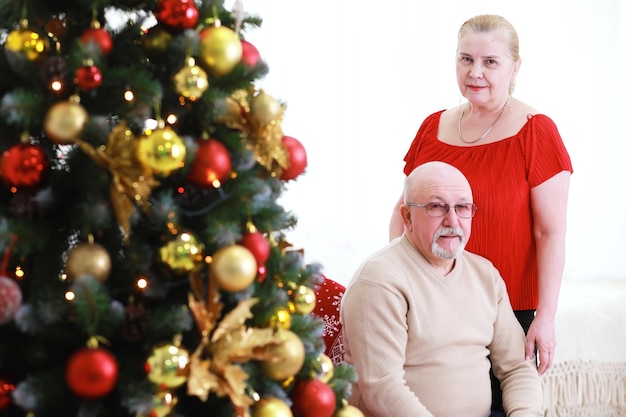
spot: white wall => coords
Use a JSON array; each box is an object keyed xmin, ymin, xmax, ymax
[{"xmin": 239, "ymin": 0, "xmax": 626, "ymax": 285}]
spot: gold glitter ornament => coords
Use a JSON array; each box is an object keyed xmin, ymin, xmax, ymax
[
  {"xmin": 199, "ymin": 23, "xmax": 242, "ymax": 76},
  {"xmin": 249, "ymin": 90, "xmax": 284, "ymax": 127},
  {"xmin": 288, "ymin": 285, "xmax": 316, "ymax": 315},
  {"xmin": 65, "ymin": 240, "xmax": 112, "ymax": 283},
  {"xmin": 174, "ymin": 57, "xmax": 209, "ymax": 101},
  {"xmin": 44, "ymin": 95, "xmax": 88, "ymax": 144},
  {"xmin": 259, "ymin": 329, "xmax": 305, "ymax": 381},
  {"xmin": 211, "ymin": 244, "xmax": 257, "ymax": 292},
  {"xmin": 146, "ymin": 342, "xmax": 190, "ymax": 389},
  {"xmin": 269, "ymin": 307, "xmax": 292, "ymax": 329},
  {"xmin": 6, "ymin": 24, "xmax": 50, "ymax": 62},
  {"xmin": 251, "ymin": 397, "xmax": 293, "ymax": 417},
  {"xmin": 136, "ymin": 126, "xmax": 186, "ymax": 175},
  {"xmin": 159, "ymin": 230, "xmax": 205, "ymax": 274}
]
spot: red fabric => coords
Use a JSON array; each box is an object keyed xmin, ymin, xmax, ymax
[
  {"xmin": 403, "ymin": 112, "xmax": 573, "ymax": 310},
  {"xmin": 313, "ymin": 276, "xmax": 346, "ymax": 364}
]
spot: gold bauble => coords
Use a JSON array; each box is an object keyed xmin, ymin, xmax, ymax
[
  {"xmin": 249, "ymin": 90, "xmax": 284, "ymax": 126},
  {"xmin": 149, "ymin": 390, "xmax": 178, "ymax": 417},
  {"xmin": 259, "ymin": 329, "xmax": 305, "ymax": 381},
  {"xmin": 141, "ymin": 26, "xmax": 172, "ymax": 60},
  {"xmin": 66, "ymin": 241, "xmax": 111, "ymax": 282},
  {"xmin": 44, "ymin": 96, "xmax": 88, "ymax": 144},
  {"xmin": 289, "ymin": 285, "xmax": 316, "ymax": 315},
  {"xmin": 199, "ymin": 25, "xmax": 242, "ymax": 76},
  {"xmin": 211, "ymin": 244, "xmax": 257, "ymax": 292},
  {"xmin": 6, "ymin": 28, "xmax": 50, "ymax": 62},
  {"xmin": 317, "ymin": 353, "xmax": 334, "ymax": 383},
  {"xmin": 159, "ymin": 230, "xmax": 205, "ymax": 274},
  {"xmin": 173, "ymin": 57, "xmax": 209, "ymax": 101},
  {"xmin": 334, "ymin": 405, "xmax": 365, "ymax": 417},
  {"xmin": 145, "ymin": 343, "xmax": 190, "ymax": 389},
  {"xmin": 269, "ymin": 307, "xmax": 292, "ymax": 329},
  {"xmin": 251, "ymin": 397, "xmax": 293, "ymax": 417},
  {"xmin": 136, "ymin": 127, "xmax": 186, "ymax": 175}
]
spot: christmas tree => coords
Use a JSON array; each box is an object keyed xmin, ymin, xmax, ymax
[{"xmin": 0, "ymin": 1, "xmax": 360, "ymax": 416}]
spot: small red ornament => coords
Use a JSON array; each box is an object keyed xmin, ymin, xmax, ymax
[
  {"xmin": 290, "ymin": 378, "xmax": 336, "ymax": 417},
  {"xmin": 0, "ymin": 276, "xmax": 22, "ymax": 325},
  {"xmin": 187, "ymin": 139, "xmax": 232, "ymax": 188},
  {"xmin": 280, "ymin": 136, "xmax": 307, "ymax": 181},
  {"xmin": 66, "ymin": 347, "xmax": 118, "ymax": 399},
  {"xmin": 1, "ymin": 143, "xmax": 49, "ymax": 188},
  {"xmin": 239, "ymin": 231, "xmax": 270, "ymax": 266},
  {"xmin": 240, "ymin": 39, "xmax": 261, "ymax": 68},
  {"xmin": 155, "ymin": 0, "xmax": 199, "ymax": 31},
  {"xmin": 75, "ymin": 65, "xmax": 103, "ymax": 91},
  {"xmin": 0, "ymin": 376, "xmax": 15, "ymax": 410},
  {"xmin": 80, "ymin": 27, "xmax": 113, "ymax": 56}
]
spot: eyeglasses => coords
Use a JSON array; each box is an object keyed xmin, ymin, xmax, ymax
[{"xmin": 406, "ymin": 202, "xmax": 478, "ymax": 219}]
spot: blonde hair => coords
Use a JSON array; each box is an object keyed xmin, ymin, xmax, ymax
[{"xmin": 458, "ymin": 14, "xmax": 521, "ymax": 93}]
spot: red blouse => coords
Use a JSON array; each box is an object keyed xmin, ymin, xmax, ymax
[{"xmin": 403, "ymin": 111, "xmax": 573, "ymax": 310}]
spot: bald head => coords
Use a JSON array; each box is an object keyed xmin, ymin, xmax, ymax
[{"xmin": 403, "ymin": 161, "xmax": 472, "ymax": 203}]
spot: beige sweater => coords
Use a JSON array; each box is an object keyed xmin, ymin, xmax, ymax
[{"xmin": 340, "ymin": 236, "xmax": 543, "ymax": 417}]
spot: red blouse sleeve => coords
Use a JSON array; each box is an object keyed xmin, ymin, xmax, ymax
[
  {"xmin": 522, "ymin": 114, "xmax": 573, "ymax": 187},
  {"xmin": 403, "ymin": 111, "xmax": 445, "ymax": 176}
]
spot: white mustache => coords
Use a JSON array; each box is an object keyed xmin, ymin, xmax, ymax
[{"xmin": 434, "ymin": 226, "xmax": 464, "ymax": 242}]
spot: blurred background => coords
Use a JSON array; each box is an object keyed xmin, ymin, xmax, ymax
[{"xmin": 235, "ymin": 0, "xmax": 625, "ymax": 285}]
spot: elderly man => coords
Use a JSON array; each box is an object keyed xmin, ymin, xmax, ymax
[{"xmin": 340, "ymin": 161, "xmax": 542, "ymax": 417}]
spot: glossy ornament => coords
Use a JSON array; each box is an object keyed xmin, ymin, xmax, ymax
[
  {"xmin": 240, "ymin": 39, "xmax": 261, "ymax": 68},
  {"xmin": 211, "ymin": 245, "xmax": 257, "ymax": 292},
  {"xmin": 149, "ymin": 390, "xmax": 178, "ymax": 417},
  {"xmin": 187, "ymin": 138, "xmax": 231, "ymax": 188},
  {"xmin": 268, "ymin": 306, "xmax": 292, "ymax": 329},
  {"xmin": 158, "ymin": 230, "xmax": 205, "ymax": 274},
  {"xmin": 80, "ymin": 26, "xmax": 113, "ymax": 56},
  {"xmin": 75, "ymin": 64, "xmax": 103, "ymax": 91},
  {"xmin": 280, "ymin": 136, "xmax": 307, "ymax": 181},
  {"xmin": 249, "ymin": 90, "xmax": 283, "ymax": 126},
  {"xmin": 1, "ymin": 143, "xmax": 49, "ymax": 188},
  {"xmin": 251, "ymin": 397, "xmax": 293, "ymax": 417},
  {"xmin": 65, "ymin": 241, "xmax": 112, "ymax": 283},
  {"xmin": 145, "ymin": 343, "xmax": 190, "ymax": 389},
  {"xmin": 334, "ymin": 405, "xmax": 365, "ymax": 417},
  {"xmin": 44, "ymin": 96, "xmax": 88, "ymax": 144},
  {"xmin": 66, "ymin": 347, "xmax": 118, "ymax": 399},
  {"xmin": 141, "ymin": 26, "xmax": 172, "ymax": 59},
  {"xmin": 199, "ymin": 25, "xmax": 242, "ymax": 76},
  {"xmin": 136, "ymin": 127, "xmax": 186, "ymax": 175},
  {"xmin": 0, "ymin": 377, "xmax": 16, "ymax": 410},
  {"xmin": 174, "ymin": 57, "xmax": 208, "ymax": 101},
  {"xmin": 155, "ymin": 0, "xmax": 199, "ymax": 31},
  {"xmin": 5, "ymin": 27, "xmax": 50, "ymax": 62},
  {"xmin": 0, "ymin": 276, "xmax": 22, "ymax": 325},
  {"xmin": 290, "ymin": 378, "xmax": 336, "ymax": 417},
  {"xmin": 238, "ymin": 230, "xmax": 270, "ymax": 266},
  {"xmin": 289, "ymin": 285, "xmax": 316, "ymax": 315},
  {"xmin": 259, "ymin": 329, "xmax": 305, "ymax": 381},
  {"xmin": 316, "ymin": 353, "xmax": 334, "ymax": 383}
]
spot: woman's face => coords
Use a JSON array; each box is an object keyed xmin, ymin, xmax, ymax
[{"xmin": 456, "ymin": 30, "xmax": 519, "ymax": 105}]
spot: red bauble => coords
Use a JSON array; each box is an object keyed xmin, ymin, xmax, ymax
[
  {"xmin": 187, "ymin": 139, "xmax": 232, "ymax": 188},
  {"xmin": 75, "ymin": 65, "xmax": 103, "ymax": 91},
  {"xmin": 155, "ymin": 0, "xmax": 199, "ymax": 31},
  {"xmin": 66, "ymin": 347, "xmax": 118, "ymax": 399},
  {"xmin": 80, "ymin": 27, "xmax": 113, "ymax": 56},
  {"xmin": 240, "ymin": 39, "xmax": 261, "ymax": 67},
  {"xmin": 238, "ymin": 231, "xmax": 270, "ymax": 266},
  {"xmin": 1, "ymin": 143, "xmax": 49, "ymax": 188},
  {"xmin": 290, "ymin": 378, "xmax": 336, "ymax": 417},
  {"xmin": 0, "ymin": 376, "xmax": 15, "ymax": 410},
  {"xmin": 0, "ymin": 276, "xmax": 22, "ymax": 325},
  {"xmin": 280, "ymin": 136, "xmax": 307, "ymax": 181}
]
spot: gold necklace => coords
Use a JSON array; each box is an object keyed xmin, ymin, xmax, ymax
[{"xmin": 457, "ymin": 97, "xmax": 512, "ymax": 144}]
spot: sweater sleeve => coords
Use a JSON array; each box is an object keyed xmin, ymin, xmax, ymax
[
  {"xmin": 341, "ymin": 277, "xmax": 435, "ymax": 417},
  {"xmin": 489, "ymin": 277, "xmax": 544, "ymax": 416}
]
